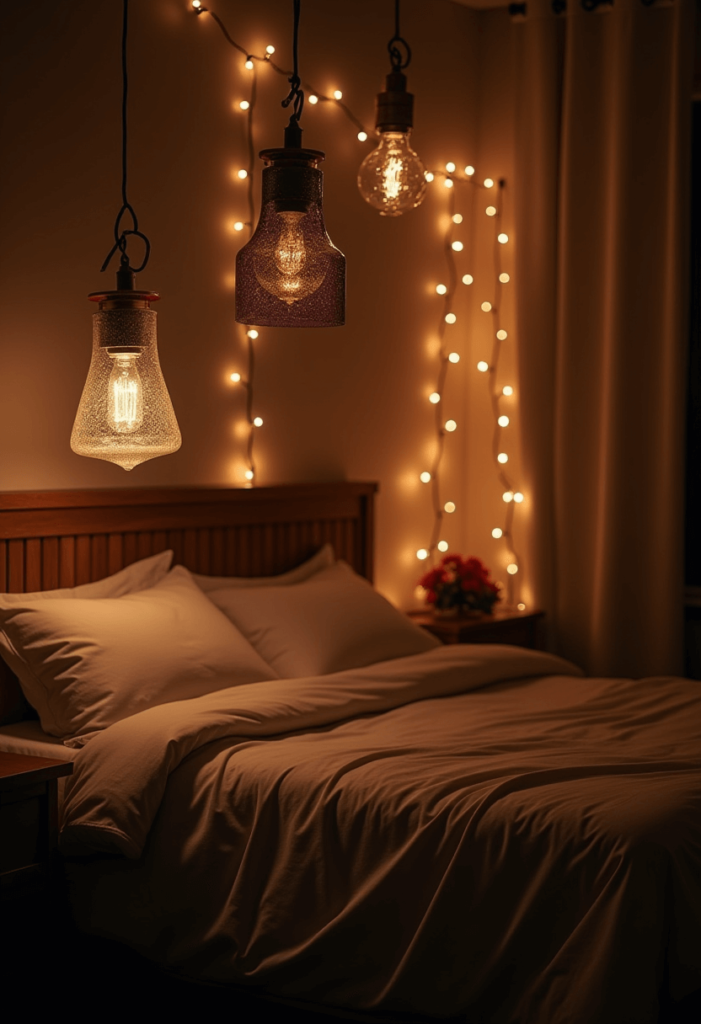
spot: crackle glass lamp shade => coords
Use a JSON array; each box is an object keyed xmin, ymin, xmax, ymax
[
  {"xmin": 357, "ymin": 71, "xmax": 426, "ymax": 217},
  {"xmin": 235, "ymin": 147, "xmax": 345, "ymax": 328},
  {"xmin": 70, "ymin": 287, "xmax": 181, "ymax": 471}
]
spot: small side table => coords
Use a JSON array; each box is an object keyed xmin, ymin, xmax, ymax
[
  {"xmin": 408, "ymin": 608, "xmax": 545, "ymax": 650},
  {"xmin": 0, "ymin": 752, "xmax": 74, "ymax": 902}
]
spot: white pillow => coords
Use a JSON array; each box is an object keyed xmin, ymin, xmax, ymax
[
  {"xmin": 207, "ymin": 561, "xmax": 441, "ymax": 678},
  {"xmin": 0, "ymin": 550, "xmax": 174, "ymax": 724},
  {"xmin": 0, "ymin": 549, "xmax": 173, "ymax": 606},
  {"xmin": 0, "ymin": 565, "xmax": 276, "ymax": 745},
  {"xmin": 192, "ymin": 543, "xmax": 334, "ymax": 593}
]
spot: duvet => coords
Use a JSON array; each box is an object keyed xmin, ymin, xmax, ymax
[{"xmin": 60, "ymin": 645, "xmax": 701, "ymax": 1023}]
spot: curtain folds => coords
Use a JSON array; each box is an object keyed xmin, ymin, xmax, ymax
[{"xmin": 513, "ymin": 0, "xmax": 695, "ymax": 675}]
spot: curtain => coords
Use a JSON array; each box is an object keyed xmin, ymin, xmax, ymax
[{"xmin": 513, "ymin": 0, "xmax": 695, "ymax": 676}]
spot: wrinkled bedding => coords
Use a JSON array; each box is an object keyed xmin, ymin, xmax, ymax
[{"xmin": 60, "ymin": 645, "xmax": 701, "ymax": 1023}]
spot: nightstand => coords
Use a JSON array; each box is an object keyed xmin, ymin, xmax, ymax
[
  {"xmin": 0, "ymin": 752, "xmax": 73, "ymax": 902},
  {"xmin": 408, "ymin": 608, "xmax": 545, "ymax": 649}
]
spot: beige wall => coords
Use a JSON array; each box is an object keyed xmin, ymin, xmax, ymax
[{"xmin": 0, "ymin": 0, "xmax": 521, "ymax": 608}]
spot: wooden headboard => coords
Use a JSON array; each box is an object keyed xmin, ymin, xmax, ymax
[{"xmin": 0, "ymin": 482, "xmax": 378, "ymax": 593}]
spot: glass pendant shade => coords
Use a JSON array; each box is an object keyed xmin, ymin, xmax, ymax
[
  {"xmin": 235, "ymin": 148, "xmax": 345, "ymax": 328},
  {"xmin": 357, "ymin": 71, "xmax": 426, "ymax": 217},
  {"xmin": 70, "ymin": 288, "xmax": 181, "ymax": 471}
]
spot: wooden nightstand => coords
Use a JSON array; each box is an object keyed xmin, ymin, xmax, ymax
[
  {"xmin": 0, "ymin": 752, "xmax": 73, "ymax": 902},
  {"xmin": 408, "ymin": 608, "xmax": 545, "ymax": 649}
]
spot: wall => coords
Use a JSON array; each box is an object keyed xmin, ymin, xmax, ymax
[{"xmin": 0, "ymin": 0, "xmax": 520, "ymax": 608}]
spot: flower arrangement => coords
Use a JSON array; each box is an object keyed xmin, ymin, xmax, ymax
[{"xmin": 418, "ymin": 554, "xmax": 500, "ymax": 616}]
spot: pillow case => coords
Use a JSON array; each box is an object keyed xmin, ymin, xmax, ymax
[
  {"xmin": 207, "ymin": 560, "xmax": 441, "ymax": 678},
  {"xmin": 0, "ymin": 565, "xmax": 276, "ymax": 745},
  {"xmin": 192, "ymin": 543, "xmax": 334, "ymax": 593},
  {"xmin": 0, "ymin": 550, "xmax": 173, "ymax": 726}
]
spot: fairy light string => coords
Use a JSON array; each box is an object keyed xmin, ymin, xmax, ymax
[{"xmin": 191, "ymin": 2, "xmax": 524, "ymax": 604}]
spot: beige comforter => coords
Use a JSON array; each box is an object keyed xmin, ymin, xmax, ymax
[{"xmin": 60, "ymin": 646, "xmax": 701, "ymax": 1023}]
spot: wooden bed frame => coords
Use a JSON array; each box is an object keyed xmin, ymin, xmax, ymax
[{"xmin": 0, "ymin": 482, "xmax": 378, "ymax": 593}]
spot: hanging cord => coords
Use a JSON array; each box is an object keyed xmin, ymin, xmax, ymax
[
  {"xmin": 388, "ymin": 0, "xmax": 411, "ymax": 71},
  {"xmin": 101, "ymin": 0, "xmax": 151, "ymax": 277},
  {"xmin": 281, "ymin": 0, "xmax": 304, "ymax": 128}
]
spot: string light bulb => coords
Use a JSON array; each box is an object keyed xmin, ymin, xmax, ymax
[
  {"xmin": 245, "ymin": 57, "xmax": 254, "ymax": 70},
  {"xmin": 492, "ymin": 528, "xmax": 503, "ymax": 538},
  {"xmin": 420, "ymin": 471, "xmax": 431, "ymax": 483},
  {"xmin": 448, "ymin": 352, "xmax": 460, "ymax": 363},
  {"xmin": 435, "ymin": 283, "xmax": 447, "ymax": 295},
  {"xmin": 444, "ymin": 419, "xmax": 457, "ymax": 432},
  {"xmin": 417, "ymin": 548, "xmax": 429, "ymax": 561},
  {"xmin": 462, "ymin": 274, "xmax": 473, "ymax": 285},
  {"xmin": 357, "ymin": 4, "xmax": 426, "ymax": 216},
  {"xmin": 437, "ymin": 540, "xmax": 449, "ymax": 552},
  {"xmin": 429, "ymin": 392, "xmax": 441, "ymax": 404},
  {"xmin": 502, "ymin": 385, "xmax": 514, "ymax": 396},
  {"xmin": 444, "ymin": 501, "xmax": 456, "ymax": 513}
]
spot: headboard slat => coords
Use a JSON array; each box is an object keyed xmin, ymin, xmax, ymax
[{"xmin": 0, "ymin": 483, "xmax": 377, "ymax": 592}]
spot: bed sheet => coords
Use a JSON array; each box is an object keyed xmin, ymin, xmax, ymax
[{"xmin": 60, "ymin": 645, "xmax": 701, "ymax": 1024}]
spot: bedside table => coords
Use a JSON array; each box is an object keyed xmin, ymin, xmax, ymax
[
  {"xmin": 408, "ymin": 608, "xmax": 545, "ymax": 649},
  {"xmin": 0, "ymin": 752, "xmax": 73, "ymax": 902}
]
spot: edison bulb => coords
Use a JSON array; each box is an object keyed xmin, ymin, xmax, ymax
[
  {"xmin": 253, "ymin": 210, "xmax": 325, "ymax": 307},
  {"xmin": 107, "ymin": 354, "xmax": 143, "ymax": 433},
  {"xmin": 358, "ymin": 131, "xmax": 427, "ymax": 217}
]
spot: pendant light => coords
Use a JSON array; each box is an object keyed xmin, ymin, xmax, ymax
[
  {"xmin": 357, "ymin": 0, "xmax": 427, "ymax": 217},
  {"xmin": 235, "ymin": 0, "xmax": 346, "ymax": 328},
  {"xmin": 71, "ymin": 0, "xmax": 181, "ymax": 471}
]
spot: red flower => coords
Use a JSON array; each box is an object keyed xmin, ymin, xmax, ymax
[{"xmin": 417, "ymin": 552, "xmax": 501, "ymax": 613}]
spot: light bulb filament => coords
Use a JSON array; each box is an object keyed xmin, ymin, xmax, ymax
[
  {"xmin": 274, "ymin": 211, "xmax": 308, "ymax": 304},
  {"xmin": 107, "ymin": 353, "xmax": 143, "ymax": 434}
]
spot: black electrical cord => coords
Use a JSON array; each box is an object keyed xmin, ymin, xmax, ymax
[
  {"xmin": 101, "ymin": 0, "xmax": 151, "ymax": 277},
  {"xmin": 281, "ymin": 0, "xmax": 304, "ymax": 127},
  {"xmin": 388, "ymin": 0, "xmax": 411, "ymax": 71}
]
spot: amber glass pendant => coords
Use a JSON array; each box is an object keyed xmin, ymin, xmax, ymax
[{"xmin": 235, "ymin": 144, "xmax": 345, "ymax": 329}]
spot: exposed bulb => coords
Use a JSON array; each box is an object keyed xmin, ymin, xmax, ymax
[
  {"xmin": 358, "ymin": 131, "xmax": 427, "ymax": 217},
  {"xmin": 107, "ymin": 354, "xmax": 143, "ymax": 434}
]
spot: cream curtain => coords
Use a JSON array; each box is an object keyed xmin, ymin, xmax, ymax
[{"xmin": 513, "ymin": 0, "xmax": 695, "ymax": 676}]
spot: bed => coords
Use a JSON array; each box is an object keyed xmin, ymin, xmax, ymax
[{"xmin": 0, "ymin": 483, "xmax": 700, "ymax": 1024}]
